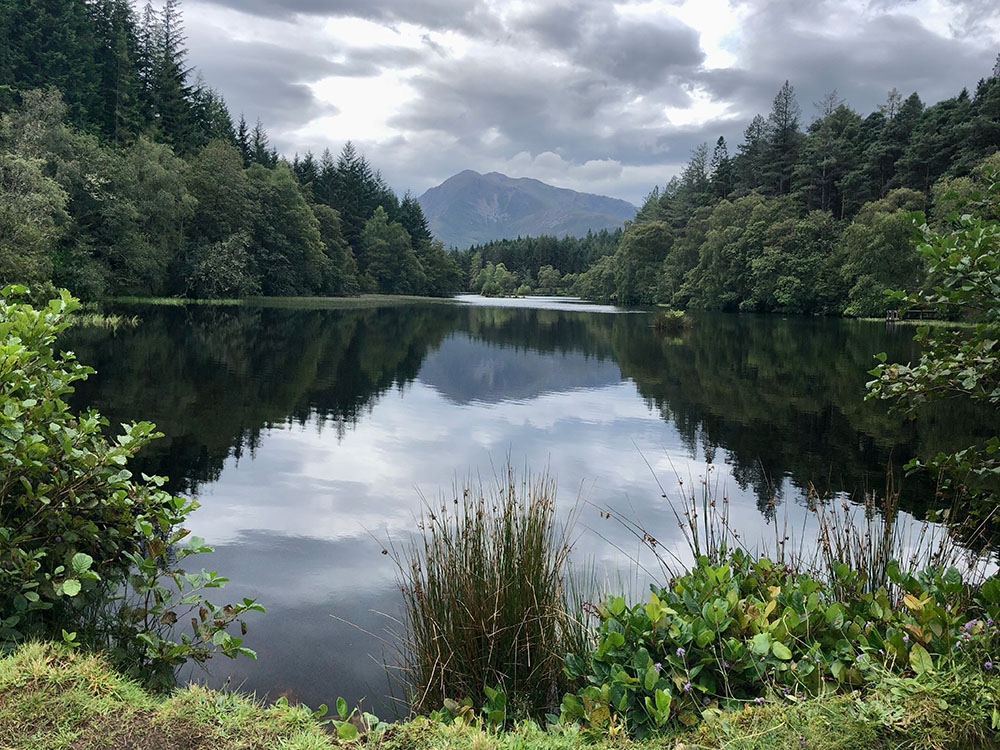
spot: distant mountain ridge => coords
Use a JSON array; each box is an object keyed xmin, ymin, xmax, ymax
[{"xmin": 417, "ymin": 170, "xmax": 636, "ymax": 249}]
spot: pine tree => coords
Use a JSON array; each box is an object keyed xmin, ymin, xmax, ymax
[
  {"xmin": 293, "ymin": 150, "xmax": 319, "ymax": 186},
  {"xmin": 236, "ymin": 114, "xmax": 251, "ymax": 167},
  {"xmin": 794, "ymin": 103, "xmax": 862, "ymax": 216},
  {"xmin": 331, "ymin": 141, "xmax": 386, "ymax": 253},
  {"xmin": 140, "ymin": 0, "xmax": 193, "ymax": 148},
  {"xmin": 0, "ymin": 0, "xmax": 101, "ymax": 130},
  {"xmin": 878, "ymin": 88, "xmax": 902, "ymax": 120},
  {"xmin": 398, "ymin": 192, "xmax": 433, "ymax": 245},
  {"xmin": 735, "ymin": 114, "xmax": 768, "ymax": 193},
  {"xmin": 710, "ymin": 136, "xmax": 734, "ymax": 199},
  {"xmin": 189, "ymin": 83, "xmax": 234, "ymax": 147},
  {"xmin": 249, "ymin": 119, "xmax": 273, "ymax": 166},
  {"xmin": 90, "ymin": 0, "xmax": 144, "ymax": 142},
  {"xmin": 763, "ymin": 80, "xmax": 802, "ymax": 195}
]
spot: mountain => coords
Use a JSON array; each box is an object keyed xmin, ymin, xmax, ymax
[{"xmin": 417, "ymin": 170, "xmax": 636, "ymax": 249}]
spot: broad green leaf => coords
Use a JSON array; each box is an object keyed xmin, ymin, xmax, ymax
[
  {"xmin": 71, "ymin": 552, "xmax": 93, "ymax": 574},
  {"xmin": 61, "ymin": 579, "xmax": 81, "ymax": 597},
  {"xmin": 771, "ymin": 641, "xmax": 792, "ymax": 660},
  {"xmin": 909, "ymin": 643, "xmax": 933, "ymax": 675}
]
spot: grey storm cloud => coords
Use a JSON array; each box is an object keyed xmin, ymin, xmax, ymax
[
  {"xmin": 192, "ymin": 0, "xmax": 499, "ymax": 34},
  {"xmin": 184, "ymin": 30, "xmax": 340, "ymax": 128},
  {"xmin": 512, "ymin": 2, "xmax": 704, "ymax": 86},
  {"xmin": 181, "ymin": 0, "xmax": 1000, "ymax": 203},
  {"xmin": 700, "ymin": 2, "xmax": 994, "ymax": 127}
]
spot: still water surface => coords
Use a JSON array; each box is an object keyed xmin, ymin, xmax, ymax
[{"xmin": 61, "ymin": 296, "xmax": 985, "ymax": 714}]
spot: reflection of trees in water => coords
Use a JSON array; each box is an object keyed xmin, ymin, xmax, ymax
[
  {"xmin": 65, "ymin": 304, "xmax": 463, "ymax": 493},
  {"xmin": 63, "ymin": 305, "xmax": 991, "ymax": 522},
  {"xmin": 609, "ymin": 314, "xmax": 993, "ymax": 518}
]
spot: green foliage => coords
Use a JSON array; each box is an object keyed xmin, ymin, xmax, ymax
[
  {"xmin": 0, "ymin": 287, "xmax": 261, "ymax": 687},
  {"xmin": 560, "ymin": 550, "xmax": 1000, "ymax": 738},
  {"xmin": 571, "ymin": 255, "xmax": 616, "ymax": 302},
  {"xmin": 867, "ymin": 170, "xmax": 1000, "ymax": 503},
  {"xmin": 474, "ymin": 261, "xmax": 518, "ymax": 297},
  {"xmin": 840, "ymin": 189, "xmax": 926, "ymax": 317},
  {"xmin": 245, "ymin": 163, "xmax": 327, "ymax": 296},
  {"xmin": 359, "ymin": 205, "xmax": 425, "ymax": 295},
  {"xmin": 0, "ymin": 151, "xmax": 66, "ymax": 286},
  {"xmin": 615, "ymin": 220, "xmax": 673, "ymax": 305}
]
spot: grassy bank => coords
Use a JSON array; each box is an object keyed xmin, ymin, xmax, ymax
[
  {"xmin": 109, "ymin": 294, "xmax": 459, "ymax": 309},
  {"xmin": 4, "ymin": 642, "xmax": 999, "ymax": 749}
]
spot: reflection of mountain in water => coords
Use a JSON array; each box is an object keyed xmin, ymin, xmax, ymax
[
  {"xmin": 418, "ymin": 334, "xmax": 622, "ymax": 404},
  {"xmin": 61, "ymin": 302, "xmax": 992, "ymax": 513}
]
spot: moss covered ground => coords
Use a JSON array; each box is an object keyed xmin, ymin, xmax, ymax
[{"xmin": 2, "ymin": 643, "xmax": 998, "ymax": 750}]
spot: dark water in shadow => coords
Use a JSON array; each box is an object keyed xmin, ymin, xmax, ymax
[{"xmin": 60, "ymin": 296, "xmax": 991, "ymax": 715}]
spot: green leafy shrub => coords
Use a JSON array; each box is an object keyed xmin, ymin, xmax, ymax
[
  {"xmin": 560, "ymin": 549, "xmax": 1000, "ymax": 738},
  {"xmin": 867, "ymin": 170, "xmax": 1000, "ymax": 505},
  {"xmin": 0, "ymin": 285, "xmax": 262, "ymax": 688}
]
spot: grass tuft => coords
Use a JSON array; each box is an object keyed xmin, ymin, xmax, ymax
[{"xmin": 390, "ymin": 464, "xmax": 583, "ymax": 720}]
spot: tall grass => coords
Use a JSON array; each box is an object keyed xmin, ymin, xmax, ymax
[
  {"xmin": 605, "ymin": 458, "xmax": 996, "ymax": 604},
  {"xmin": 392, "ymin": 465, "xmax": 584, "ymax": 719}
]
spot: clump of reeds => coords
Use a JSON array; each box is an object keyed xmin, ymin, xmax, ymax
[
  {"xmin": 652, "ymin": 309, "xmax": 690, "ymax": 334},
  {"xmin": 67, "ymin": 312, "xmax": 141, "ymax": 330},
  {"xmin": 391, "ymin": 464, "xmax": 582, "ymax": 719}
]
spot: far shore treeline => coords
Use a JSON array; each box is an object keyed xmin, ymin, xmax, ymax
[
  {"xmin": 2, "ymin": 0, "xmax": 1000, "ymax": 316},
  {"xmin": 460, "ymin": 71, "xmax": 1000, "ymax": 316}
]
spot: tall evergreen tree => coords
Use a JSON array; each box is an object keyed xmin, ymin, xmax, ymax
[
  {"xmin": 235, "ymin": 113, "xmax": 251, "ymax": 167},
  {"xmin": 0, "ymin": 0, "xmax": 101, "ymax": 130},
  {"xmin": 735, "ymin": 114, "xmax": 768, "ymax": 193},
  {"xmin": 331, "ymin": 141, "xmax": 386, "ymax": 252},
  {"xmin": 710, "ymin": 136, "xmax": 734, "ymax": 199},
  {"xmin": 249, "ymin": 118, "xmax": 274, "ymax": 166},
  {"xmin": 794, "ymin": 103, "xmax": 862, "ymax": 216},
  {"xmin": 398, "ymin": 191, "xmax": 433, "ymax": 244},
  {"xmin": 762, "ymin": 80, "xmax": 803, "ymax": 195},
  {"xmin": 90, "ymin": 0, "xmax": 144, "ymax": 142},
  {"xmin": 293, "ymin": 150, "xmax": 319, "ymax": 186}
]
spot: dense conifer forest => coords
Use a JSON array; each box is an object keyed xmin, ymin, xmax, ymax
[{"xmin": 0, "ymin": 0, "xmax": 461, "ymax": 299}]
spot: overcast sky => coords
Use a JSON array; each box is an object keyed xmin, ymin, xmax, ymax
[{"xmin": 180, "ymin": 0, "xmax": 1000, "ymax": 204}]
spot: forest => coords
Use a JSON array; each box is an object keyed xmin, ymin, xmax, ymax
[
  {"xmin": 458, "ymin": 71, "xmax": 1000, "ymax": 316},
  {"xmin": 0, "ymin": 0, "xmax": 461, "ymax": 299}
]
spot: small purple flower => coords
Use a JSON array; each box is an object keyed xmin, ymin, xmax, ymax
[
  {"xmin": 654, "ymin": 662, "xmax": 662, "ymax": 672},
  {"xmin": 754, "ymin": 697, "xmax": 765, "ymax": 704},
  {"xmin": 988, "ymin": 618, "xmax": 994, "ymax": 627},
  {"xmin": 964, "ymin": 633, "xmax": 971, "ymax": 641},
  {"xmin": 782, "ymin": 686, "xmax": 791, "ymax": 694},
  {"xmin": 676, "ymin": 647, "xmax": 686, "ymax": 657},
  {"xmin": 986, "ymin": 661, "xmax": 994, "ymax": 670},
  {"xmin": 702, "ymin": 697, "xmax": 710, "ymax": 706},
  {"xmin": 722, "ymin": 660, "xmax": 730, "ymax": 669},
  {"xmin": 902, "ymin": 634, "xmax": 909, "ymax": 643},
  {"xmin": 683, "ymin": 682, "xmax": 692, "ymax": 692}
]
